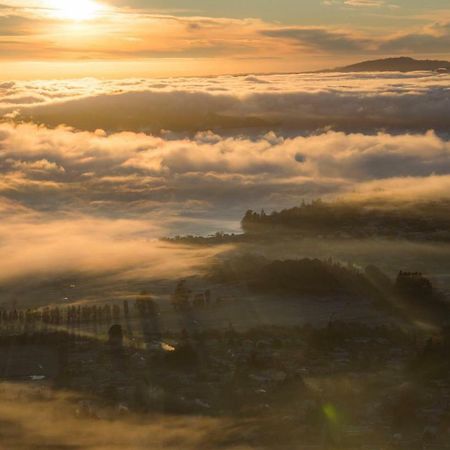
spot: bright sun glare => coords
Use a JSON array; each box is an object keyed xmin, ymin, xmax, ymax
[{"xmin": 48, "ymin": 0, "xmax": 102, "ymax": 21}]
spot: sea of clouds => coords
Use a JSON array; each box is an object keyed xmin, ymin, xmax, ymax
[
  {"xmin": 0, "ymin": 71, "xmax": 449, "ymax": 285},
  {"xmin": 1, "ymin": 71, "xmax": 449, "ymax": 133}
]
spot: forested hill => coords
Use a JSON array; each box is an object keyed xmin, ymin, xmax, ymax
[{"xmin": 241, "ymin": 199, "xmax": 450, "ymax": 241}]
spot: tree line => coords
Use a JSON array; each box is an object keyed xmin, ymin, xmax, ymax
[{"xmin": 241, "ymin": 199, "xmax": 450, "ymax": 240}]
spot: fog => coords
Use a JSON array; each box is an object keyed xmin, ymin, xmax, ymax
[
  {"xmin": 1, "ymin": 72, "xmax": 449, "ymax": 133},
  {"xmin": 0, "ymin": 383, "xmax": 253, "ymax": 450}
]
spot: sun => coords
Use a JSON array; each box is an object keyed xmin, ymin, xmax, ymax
[{"xmin": 47, "ymin": 0, "xmax": 103, "ymax": 21}]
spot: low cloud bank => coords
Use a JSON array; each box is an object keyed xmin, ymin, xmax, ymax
[
  {"xmin": 1, "ymin": 72, "xmax": 449, "ymax": 133},
  {"xmin": 0, "ymin": 123, "xmax": 448, "ymax": 219},
  {"xmin": 0, "ymin": 122, "xmax": 448, "ymax": 285},
  {"xmin": 0, "ymin": 214, "xmax": 224, "ymax": 285},
  {"xmin": 0, "ymin": 73, "xmax": 448, "ymax": 287}
]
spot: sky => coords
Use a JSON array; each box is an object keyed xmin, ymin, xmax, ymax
[{"xmin": 0, "ymin": 0, "xmax": 449, "ymax": 78}]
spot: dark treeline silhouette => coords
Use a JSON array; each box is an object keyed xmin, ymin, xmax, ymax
[
  {"xmin": 393, "ymin": 271, "xmax": 448, "ymax": 321},
  {"xmin": 241, "ymin": 199, "xmax": 450, "ymax": 240},
  {"xmin": 171, "ymin": 280, "xmax": 213, "ymax": 310},
  {"xmin": 208, "ymin": 254, "xmax": 449, "ymax": 323},
  {"xmin": 164, "ymin": 231, "xmax": 246, "ymax": 246},
  {"xmin": 395, "ymin": 272, "xmax": 433, "ymax": 300},
  {"xmin": 0, "ymin": 285, "xmax": 222, "ymax": 334},
  {"xmin": 134, "ymin": 290, "xmax": 159, "ymax": 316},
  {"xmin": 409, "ymin": 326, "xmax": 450, "ymax": 386},
  {"xmin": 0, "ymin": 295, "xmax": 159, "ymax": 330},
  {"xmin": 164, "ymin": 199, "xmax": 450, "ymax": 245},
  {"xmin": 209, "ymin": 254, "xmax": 383, "ymax": 298}
]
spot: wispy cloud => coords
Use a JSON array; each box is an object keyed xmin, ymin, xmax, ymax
[
  {"xmin": 0, "ymin": 3, "xmax": 448, "ymax": 65},
  {"xmin": 323, "ymin": 0, "xmax": 400, "ymax": 9}
]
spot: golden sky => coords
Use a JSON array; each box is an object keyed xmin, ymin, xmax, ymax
[{"xmin": 0, "ymin": 1, "xmax": 449, "ymax": 77}]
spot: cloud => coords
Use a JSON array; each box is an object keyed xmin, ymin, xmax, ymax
[
  {"xmin": 324, "ymin": 0, "xmax": 398, "ymax": 8},
  {"xmin": 1, "ymin": 72, "xmax": 449, "ymax": 133},
  {"xmin": 262, "ymin": 20, "xmax": 450, "ymax": 56},
  {"xmin": 0, "ymin": 121, "xmax": 448, "ymax": 232},
  {"xmin": 0, "ymin": 13, "xmax": 36, "ymax": 36},
  {"xmin": 262, "ymin": 27, "xmax": 370, "ymax": 53},
  {"xmin": 341, "ymin": 174, "xmax": 450, "ymax": 201},
  {"xmin": 0, "ymin": 73, "xmax": 448, "ymax": 288},
  {"xmin": 344, "ymin": 0, "xmax": 386, "ymax": 6},
  {"xmin": 0, "ymin": 211, "xmax": 226, "ymax": 300},
  {"xmin": 0, "ymin": 4, "xmax": 448, "ymax": 63},
  {"xmin": 0, "ymin": 8, "xmax": 271, "ymax": 60},
  {"xmin": 380, "ymin": 22, "xmax": 450, "ymax": 54}
]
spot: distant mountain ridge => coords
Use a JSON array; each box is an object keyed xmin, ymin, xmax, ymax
[{"xmin": 325, "ymin": 57, "xmax": 450, "ymax": 73}]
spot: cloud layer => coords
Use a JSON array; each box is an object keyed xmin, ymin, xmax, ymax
[
  {"xmin": 0, "ymin": 72, "xmax": 449, "ymax": 286},
  {"xmin": 0, "ymin": 2, "xmax": 449, "ymax": 68},
  {"xmin": 1, "ymin": 72, "xmax": 449, "ymax": 133},
  {"xmin": 0, "ymin": 122, "xmax": 449, "ymax": 221}
]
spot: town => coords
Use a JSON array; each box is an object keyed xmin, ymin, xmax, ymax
[{"xmin": 0, "ymin": 268, "xmax": 449, "ymax": 449}]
